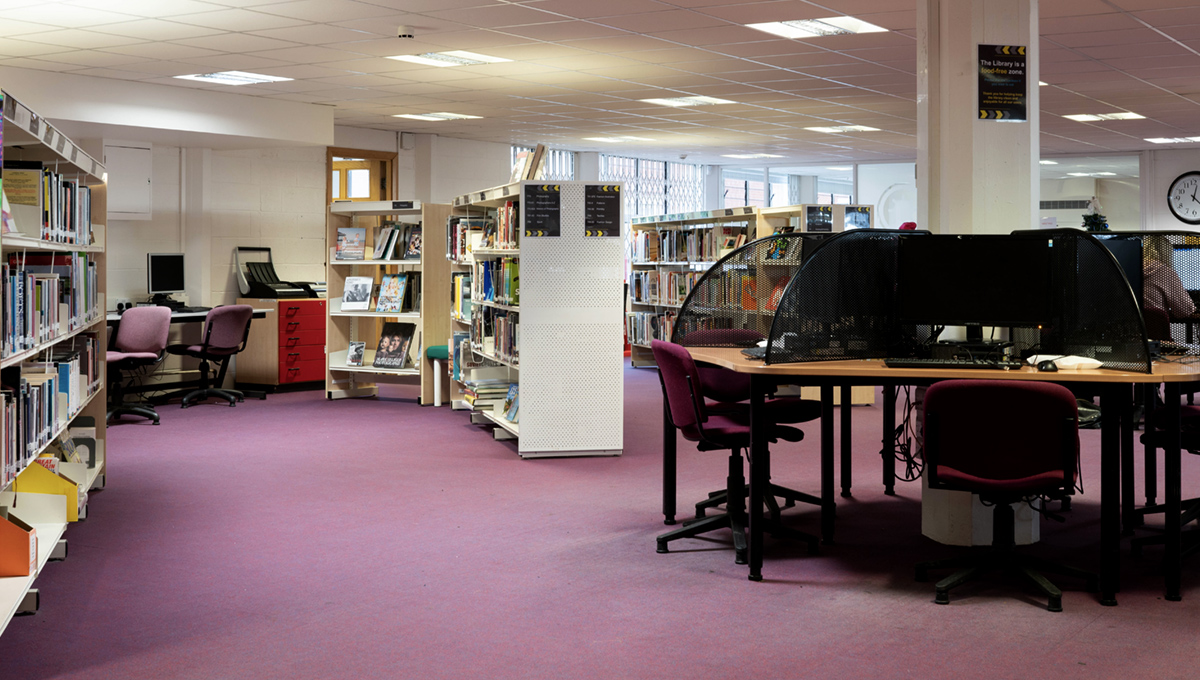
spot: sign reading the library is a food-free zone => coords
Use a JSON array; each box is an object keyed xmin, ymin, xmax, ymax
[
  {"xmin": 978, "ymin": 44, "xmax": 1027, "ymax": 121},
  {"xmin": 524, "ymin": 184, "xmax": 560, "ymax": 237},
  {"xmin": 585, "ymin": 185, "xmax": 621, "ymax": 237}
]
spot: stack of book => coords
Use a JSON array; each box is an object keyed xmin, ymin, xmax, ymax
[{"xmin": 461, "ymin": 378, "xmax": 511, "ymax": 410}]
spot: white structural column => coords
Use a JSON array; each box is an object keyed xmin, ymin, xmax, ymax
[{"xmin": 917, "ymin": 0, "xmax": 1040, "ymax": 235}]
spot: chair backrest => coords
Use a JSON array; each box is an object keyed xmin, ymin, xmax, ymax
[
  {"xmin": 201, "ymin": 305, "xmax": 254, "ymax": 354},
  {"xmin": 114, "ymin": 305, "xmax": 172, "ymax": 354},
  {"xmin": 1143, "ymin": 306, "xmax": 1172, "ymax": 342},
  {"xmin": 922, "ymin": 379, "xmax": 1079, "ymax": 496},
  {"xmin": 651, "ymin": 340, "xmax": 708, "ymax": 432}
]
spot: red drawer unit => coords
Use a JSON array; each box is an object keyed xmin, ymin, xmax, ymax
[{"xmin": 237, "ymin": 298, "xmax": 326, "ymax": 389}]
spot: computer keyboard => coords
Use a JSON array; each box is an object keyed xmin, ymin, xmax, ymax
[
  {"xmin": 883, "ymin": 357, "xmax": 1025, "ymax": 370},
  {"xmin": 741, "ymin": 346, "xmax": 767, "ymax": 359},
  {"xmin": 175, "ymin": 306, "xmax": 211, "ymax": 314}
]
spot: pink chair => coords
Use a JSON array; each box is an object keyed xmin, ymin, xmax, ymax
[
  {"xmin": 107, "ymin": 305, "xmax": 172, "ymax": 424},
  {"xmin": 163, "ymin": 305, "xmax": 254, "ymax": 408}
]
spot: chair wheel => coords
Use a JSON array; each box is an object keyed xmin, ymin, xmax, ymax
[
  {"xmin": 735, "ymin": 550, "xmax": 748, "ymax": 565},
  {"xmin": 935, "ymin": 589, "xmax": 950, "ymax": 605},
  {"xmin": 656, "ymin": 542, "xmax": 669, "ymax": 554},
  {"xmin": 228, "ymin": 401, "xmax": 235, "ymax": 407},
  {"xmin": 1048, "ymin": 597, "xmax": 1063, "ymax": 612}
]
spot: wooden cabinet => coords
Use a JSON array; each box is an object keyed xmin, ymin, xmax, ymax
[{"xmin": 235, "ymin": 298, "xmax": 327, "ymax": 389}]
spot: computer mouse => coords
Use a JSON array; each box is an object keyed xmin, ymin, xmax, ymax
[{"xmin": 1037, "ymin": 359, "xmax": 1059, "ymax": 372}]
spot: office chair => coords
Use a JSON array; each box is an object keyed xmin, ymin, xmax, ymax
[
  {"xmin": 914, "ymin": 380, "xmax": 1097, "ymax": 611},
  {"xmin": 163, "ymin": 304, "xmax": 254, "ymax": 408},
  {"xmin": 107, "ymin": 305, "xmax": 172, "ymax": 425},
  {"xmin": 652, "ymin": 340, "xmax": 819, "ymax": 564}
]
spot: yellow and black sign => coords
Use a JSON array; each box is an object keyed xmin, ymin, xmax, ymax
[
  {"xmin": 585, "ymin": 184, "xmax": 621, "ymax": 237},
  {"xmin": 978, "ymin": 44, "xmax": 1027, "ymax": 122},
  {"xmin": 523, "ymin": 183, "xmax": 561, "ymax": 237}
]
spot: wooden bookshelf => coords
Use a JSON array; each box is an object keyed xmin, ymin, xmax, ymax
[
  {"xmin": 325, "ymin": 200, "xmax": 451, "ymax": 405},
  {"xmin": 448, "ymin": 181, "xmax": 624, "ymax": 457},
  {"xmin": 0, "ymin": 88, "xmax": 108, "ymax": 636}
]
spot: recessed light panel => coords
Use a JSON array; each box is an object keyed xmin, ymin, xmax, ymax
[
  {"xmin": 640, "ymin": 96, "xmax": 735, "ymax": 107},
  {"xmin": 1145, "ymin": 137, "xmax": 1200, "ymax": 144},
  {"xmin": 1039, "ymin": 160, "xmax": 1058, "ymax": 165},
  {"xmin": 387, "ymin": 51, "xmax": 511, "ymax": 67},
  {"xmin": 1063, "ymin": 112, "xmax": 1144, "ymax": 122},
  {"xmin": 583, "ymin": 136, "xmax": 655, "ymax": 143},
  {"xmin": 722, "ymin": 153, "xmax": 783, "ymax": 159},
  {"xmin": 748, "ymin": 17, "xmax": 887, "ymax": 39},
  {"xmin": 804, "ymin": 125, "xmax": 880, "ymax": 133},
  {"xmin": 393, "ymin": 112, "xmax": 482, "ymax": 121},
  {"xmin": 174, "ymin": 71, "xmax": 293, "ymax": 85}
]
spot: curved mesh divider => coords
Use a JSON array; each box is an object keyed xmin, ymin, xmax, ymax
[
  {"xmin": 1009, "ymin": 229, "xmax": 1149, "ymax": 372},
  {"xmin": 671, "ymin": 232, "xmax": 834, "ymax": 347},
  {"xmin": 766, "ymin": 229, "xmax": 925, "ymax": 364},
  {"xmin": 1103, "ymin": 230, "xmax": 1200, "ymax": 356}
]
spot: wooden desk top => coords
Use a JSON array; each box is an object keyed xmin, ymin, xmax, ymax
[{"xmin": 686, "ymin": 346, "xmax": 1200, "ymax": 384}]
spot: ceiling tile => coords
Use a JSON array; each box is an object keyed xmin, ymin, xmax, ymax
[
  {"xmin": 0, "ymin": 4, "xmax": 139, "ymax": 28},
  {"xmin": 253, "ymin": 0, "xmax": 400, "ymax": 23},
  {"xmin": 0, "ymin": 37, "xmax": 72, "ymax": 57},
  {"xmin": 16, "ymin": 28, "xmax": 146, "ymax": 49},
  {"xmin": 170, "ymin": 8, "xmax": 309, "ymax": 31},
  {"xmin": 249, "ymin": 24, "xmax": 377, "ymax": 44},
  {"xmin": 89, "ymin": 18, "xmax": 225, "ymax": 41},
  {"xmin": 173, "ymin": 32, "xmax": 301, "ymax": 52}
]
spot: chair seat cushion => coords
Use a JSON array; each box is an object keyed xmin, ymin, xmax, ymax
[
  {"xmin": 709, "ymin": 397, "xmax": 822, "ymax": 425},
  {"xmin": 107, "ymin": 350, "xmax": 159, "ymax": 363},
  {"xmin": 935, "ymin": 465, "xmax": 1067, "ymax": 494},
  {"xmin": 682, "ymin": 414, "xmax": 803, "ymax": 447},
  {"xmin": 426, "ymin": 344, "xmax": 449, "ymax": 361},
  {"xmin": 167, "ymin": 343, "xmax": 236, "ymax": 357}
]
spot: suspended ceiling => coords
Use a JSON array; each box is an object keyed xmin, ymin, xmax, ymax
[{"xmin": 1, "ymin": 0, "xmax": 1198, "ymax": 164}]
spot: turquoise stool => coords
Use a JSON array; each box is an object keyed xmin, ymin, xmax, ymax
[{"xmin": 426, "ymin": 344, "xmax": 449, "ymax": 406}]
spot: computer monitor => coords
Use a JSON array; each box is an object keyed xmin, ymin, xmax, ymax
[
  {"xmin": 896, "ymin": 234, "xmax": 1053, "ymax": 328},
  {"xmin": 1094, "ymin": 234, "xmax": 1143, "ymax": 308},
  {"xmin": 147, "ymin": 253, "xmax": 185, "ymax": 304}
]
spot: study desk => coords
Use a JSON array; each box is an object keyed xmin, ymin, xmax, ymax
[{"xmin": 685, "ymin": 347, "xmax": 1200, "ymax": 605}]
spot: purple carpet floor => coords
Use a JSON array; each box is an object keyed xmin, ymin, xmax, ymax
[{"xmin": 2, "ymin": 362, "xmax": 1200, "ymax": 679}]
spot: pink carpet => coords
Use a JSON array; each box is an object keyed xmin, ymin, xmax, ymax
[{"xmin": 2, "ymin": 362, "xmax": 1200, "ymax": 679}]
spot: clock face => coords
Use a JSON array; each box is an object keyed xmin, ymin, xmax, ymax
[{"xmin": 1168, "ymin": 171, "xmax": 1200, "ymax": 225}]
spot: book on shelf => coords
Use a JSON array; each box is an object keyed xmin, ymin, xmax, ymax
[
  {"xmin": 502, "ymin": 383, "xmax": 519, "ymax": 422},
  {"xmin": 764, "ymin": 237, "xmax": 788, "ymax": 260},
  {"xmin": 766, "ymin": 277, "xmax": 788, "ymax": 312},
  {"xmin": 373, "ymin": 322, "xmax": 416, "ymax": 369},
  {"xmin": 510, "ymin": 150, "xmax": 533, "ymax": 183},
  {"xmin": 346, "ymin": 341, "xmax": 365, "ymax": 367},
  {"xmin": 375, "ymin": 274, "xmax": 407, "ymax": 313},
  {"xmin": 372, "ymin": 225, "xmax": 395, "ymax": 260},
  {"xmin": 341, "ymin": 276, "xmax": 373, "ymax": 311},
  {"xmin": 2, "ymin": 161, "xmax": 43, "ymax": 239},
  {"xmin": 403, "ymin": 224, "xmax": 422, "ymax": 260},
  {"xmin": 408, "ymin": 330, "xmax": 422, "ymax": 370},
  {"xmin": 335, "ymin": 227, "xmax": 366, "ymax": 260},
  {"xmin": 525, "ymin": 144, "xmax": 547, "ymax": 180},
  {"xmin": 1, "ymin": 190, "xmax": 16, "ymax": 234}
]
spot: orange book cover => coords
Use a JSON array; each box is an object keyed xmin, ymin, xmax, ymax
[
  {"xmin": 0, "ymin": 513, "xmax": 37, "ymax": 577},
  {"xmin": 741, "ymin": 275, "xmax": 757, "ymax": 310}
]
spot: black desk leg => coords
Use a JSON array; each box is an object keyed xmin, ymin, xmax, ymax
[
  {"xmin": 821, "ymin": 385, "xmax": 836, "ymax": 544},
  {"xmin": 1100, "ymin": 383, "xmax": 1123, "ymax": 606},
  {"xmin": 663, "ymin": 399, "xmax": 677, "ymax": 525},
  {"xmin": 1121, "ymin": 384, "xmax": 1136, "ymax": 536},
  {"xmin": 1165, "ymin": 382, "xmax": 1182, "ymax": 602},
  {"xmin": 840, "ymin": 384, "xmax": 852, "ymax": 498},
  {"xmin": 882, "ymin": 384, "xmax": 896, "ymax": 496},
  {"xmin": 748, "ymin": 374, "xmax": 767, "ymax": 582}
]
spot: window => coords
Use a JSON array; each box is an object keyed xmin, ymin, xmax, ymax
[
  {"xmin": 721, "ymin": 167, "xmax": 768, "ymax": 209},
  {"xmin": 511, "ymin": 146, "xmax": 575, "ymax": 181},
  {"xmin": 600, "ymin": 155, "xmax": 703, "ymax": 219}
]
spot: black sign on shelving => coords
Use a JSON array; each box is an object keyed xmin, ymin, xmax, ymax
[
  {"xmin": 391, "ymin": 201, "xmax": 414, "ymax": 210},
  {"xmin": 585, "ymin": 185, "xmax": 621, "ymax": 237},
  {"xmin": 523, "ymin": 184, "xmax": 561, "ymax": 237},
  {"xmin": 978, "ymin": 44, "xmax": 1027, "ymax": 121}
]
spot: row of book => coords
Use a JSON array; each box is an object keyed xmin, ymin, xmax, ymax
[
  {"xmin": 659, "ymin": 227, "xmax": 746, "ymax": 262},
  {"xmin": 471, "ymin": 306, "xmax": 519, "ymax": 366},
  {"xmin": 1, "ymin": 334, "xmax": 101, "ymax": 486},
  {"xmin": 334, "ymin": 223, "xmax": 422, "ymax": 261},
  {"xmin": 341, "ymin": 273, "xmax": 421, "ymax": 314},
  {"xmin": 630, "ymin": 229, "xmax": 659, "ymax": 263},
  {"xmin": 684, "ymin": 274, "xmax": 791, "ymax": 312},
  {"xmin": 626, "ymin": 311, "xmax": 677, "ymax": 347},
  {"xmin": 450, "ymin": 330, "xmax": 502, "ymax": 383},
  {"xmin": 2, "ymin": 252, "xmax": 99, "ymax": 358},
  {"xmin": 460, "ymin": 378, "xmax": 510, "ymax": 410},
  {"xmin": 2, "ymin": 161, "xmax": 94, "ymax": 246},
  {"xmin": 446, "ymin": 216, "xmax": 489, "ymax": 262},
  {"xmin": 482, "ymin": 200, "xmax": 519, "ymax": 250},
  {"xmin": 475, "ymin": 257, "xmax": 519, "ymax": 306},
  {"xmin": 451, "ymin": 273, "xmax": 472, "ymax": 322},
  {"xmin": 629, "ymin": 270, "xmax": 703, "ymax": 307}
]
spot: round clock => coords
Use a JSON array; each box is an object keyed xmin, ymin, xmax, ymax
[{"xmin": 1168, "ymin": 171, "xmax": 1200, "ymax": 224}]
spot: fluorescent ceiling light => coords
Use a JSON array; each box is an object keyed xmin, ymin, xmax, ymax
[
  {"xmin": 1063, "ymin": 112, "xmax": 1144, "ymax": 122},
  {"xmin": 640, "ymin": 95, "xmax": 735, "ymax": 107},
  {"xmin": 805, "ymin": 125, "xmax": 880, "ymax": 133},
  {"xmin": 1039, "ymin": 81, "xmax": 1048, "ymax": 86},
  {"xmin": 393, "ymin": 112, "xmax": 482, "ymax": 121},
  {"xmin": 1039, "ymin": 160, "xmax": 1058, "ymax": 165},
  {"xmin": 747, "ymin": 17, "xmax": 887, "ymax": 39},
  {"xmin": 1095, "ymin": 172, "xmax": 1116, "ymax": 176},
  {"xmin": 722, "ymin": 153, "xmax": 783, "ymax": 159},
  {"xmin": 1145, "ymin": 137, "xmax": 1200, "ymax": 144},
  {"xmin": 174, "ymin": 71, "xmax": 292, "ymax": 85},
  {"xmin": 387, "ymin": 50, "xmax": 511, "ymax": 67},
  {"xmin": 827, "ymin": 166, "xmax": 852, "ymax": 170},
  {"xmin": 584, "ymin": 136, "xmax": 655, "ymax": 143},
  {"xmin": 1067, "ymin": 172, "xmax": 1091, "ymax": 177},
  {"xmin": 1068, "ymin": 171, "xmax": 1119, "ymax": 177}
]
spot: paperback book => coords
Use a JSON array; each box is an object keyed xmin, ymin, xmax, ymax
[
  {"xmin": 372, "ymin": 225, "xmax": 395, "ymax": 260},
  {"xmin": 335, "ymin": 227, "xmax": 366, "ymax": 260},
  {"xmin": 502, "ymin": 383, "xmax": 519, "ymax": 423},
  {"xmin": 342, "ymin": 276, "xmax": 373, "ymax": 311},
  {"xmin": 346, "ymin": 341, "xmax": 365, "ymax": 367},
  {"xmin": 403, "ymin": 225, "xmax": 422, "ymax": 260},
  {"xmin": 375, "ymin": 274, "xmax": 407, "ymax": 313},
  {"xmin": 373, "ymin": 322, "xmax": 416, "ymax": 369}
]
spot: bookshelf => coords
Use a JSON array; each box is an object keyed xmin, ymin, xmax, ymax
[
  {"xmin": 0, "ymin": 89, "xmax": 108, "ymax": 636},
  {"xmin": 325, "ymin": 200, "xmax": 451, "ymax": 405},
  {"xmin": 448, "ymin": 180, "xmax": 624, "ymax": 458}
]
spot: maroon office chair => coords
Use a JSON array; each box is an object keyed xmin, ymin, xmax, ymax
[
  {"xmin": 914, "ymin": 380, "xmax": 1097, "ymax": 611},
  {"xmin": 163, "ymin": 304, "xmax": 254, "ymax": 408},
  {"xmin": 651, "ymin": 340, "xmax": 818, "ymax": 564},
  {"xmin": 106, "ymin": 305, "xmax": 172, "ymax": 425}
]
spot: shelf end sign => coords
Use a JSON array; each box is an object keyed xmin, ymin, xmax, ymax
[{"xmin": 978, "ymin": 44, "xmax": 1027, "ymax": 121}]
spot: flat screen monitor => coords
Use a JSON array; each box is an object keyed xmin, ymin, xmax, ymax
[
  {"xmin": 1095, "ymin": 234, "xmax": 1143, "ymax": 307},
  {"xmin": 148, "ymin": 253, "xmax": 185, "ymax": 295},
  {"xmin": 896, "ymin": 234, "xmax": 1053, "ymax": 327},
  {"xmin": 1173, "ymin": 246, "xmax": 1200, "ymax": 290}
]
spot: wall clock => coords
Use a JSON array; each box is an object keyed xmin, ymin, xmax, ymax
[{"xmin": 1168, "ymin": 171, "xmax": 1200, "ymax": 225}]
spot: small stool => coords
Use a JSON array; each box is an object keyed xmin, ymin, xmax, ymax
[{"xmin": 426, "ymin": 345, "xmax": 450, "ymax": 406}]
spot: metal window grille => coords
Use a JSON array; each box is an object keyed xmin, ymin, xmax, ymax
[
  {"xmin": 510, "ymin": 146, "xmax": 575, "ymax": 181},
  {"xmin": 601, "ymin": 154, "xmax": 703, "ymax": 219}
]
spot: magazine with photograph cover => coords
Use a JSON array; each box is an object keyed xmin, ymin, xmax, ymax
[
  {"xmin": 341, "ymin": 276, "xmax": 374, "ymax": 311},
  {"xmin": 336, "ymin": 227, "xmax": 366, "ymax": 260},
  {"xmin": 372, "ymin": 322, "xmax": 416, "ymax": 369},
  {"xmin": 375, "ymin": 274, "xmax": 407, "ymax": 313}
]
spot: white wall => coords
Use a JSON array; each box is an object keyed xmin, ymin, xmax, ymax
[
  {"xmin": 1143, "ymin": 149, "xmax": 1200, "ymax": 232},
  {"xmin": 107, "ymin": 145, "xmax": 183, "ymax": 305},
  {"xmin": 429, "ymin": 136, "xmax": 512, "ymax": 202},
  {"xmin": 1039, "ymin": 176, "xmax": 1140, "ymax": 230}
]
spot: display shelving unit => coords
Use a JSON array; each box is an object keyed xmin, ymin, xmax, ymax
[
  {"xmin": 449, "ymin": 180, "xmax": 623, "ymax": 457},
  {"xmin": 0, "ymin": 89, "xmax": 108, "ymax": 636},
  {"xmin": 325, "ymin": 200, "xmax": 451, "ymax": 405}
]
